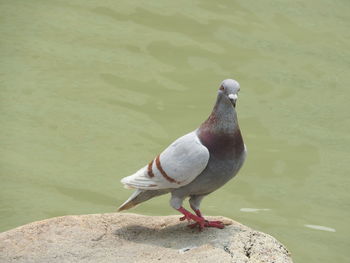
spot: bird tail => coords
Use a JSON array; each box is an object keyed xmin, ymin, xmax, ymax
[{"xmin": 118, "ymin": 189, "xmax": 169, "ymax": 212}]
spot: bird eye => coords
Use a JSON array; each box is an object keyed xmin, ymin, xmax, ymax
[{"xmin": 219, "ymin": 85, "xmax": 224, "ymax": 91}]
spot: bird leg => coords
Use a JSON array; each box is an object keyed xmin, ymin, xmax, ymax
[
  {"xmin": 178, "ymin": 207, "xmax": 202, "ymax": 221},
  {"xmin": 177, "ymin": 207, "xmax": 225, "ymax": 230},
  {"xmin": 188, "ymin": 205, "xmax": 225, "ymax": 229},
  {"xmin": 191, "ymin": 205, "xmax": 203, "ymax": 217},
  {"xmin": 177, "ymin": 207, "xmax": 205, "ymax": 229}
]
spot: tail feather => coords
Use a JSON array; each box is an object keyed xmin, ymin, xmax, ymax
[{"xmin": 118, "ymin": 189, "xmax": 169, "ymax": 212}]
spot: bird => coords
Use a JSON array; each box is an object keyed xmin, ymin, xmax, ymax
[{"xmin": 118, "ymin": 79, "xmax": 247, "ymax": 230}]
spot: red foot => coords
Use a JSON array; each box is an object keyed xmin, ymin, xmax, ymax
[
  {"xmin": 177, "ymin": 207, "xmax": 224, "ymax": 230},
  {"xmin": 188, "ymin": 220, "xmax": 225, "ymax": 229},
  {"xmin": 190, "ymin": 207, "xmax": 224, "ymax": 229},
  {"xmin": 190, "ymin": 206, "xmax": 203, "ymax": 218},
  {"xmin": 177, "ymin": 207, "xmax": 205, "ymax": 229}
]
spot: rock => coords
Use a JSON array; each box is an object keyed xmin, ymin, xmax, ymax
[{"xmin": 0, "ymin": 213, "xmax": 292, "ymax": 263}]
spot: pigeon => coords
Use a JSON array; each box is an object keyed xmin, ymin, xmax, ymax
[{"xmin": 118, "ymin": 79, "xmax": 247, "ymax": 230}]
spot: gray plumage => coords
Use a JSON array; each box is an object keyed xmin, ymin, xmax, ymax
[{"xmin": 118, "ymin": 79, "xmax": 246, "ymax": 215}]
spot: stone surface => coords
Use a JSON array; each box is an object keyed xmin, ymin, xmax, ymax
[{"xmin": 0, "ymin": 213, "xmax": 293, "ymax": 263}]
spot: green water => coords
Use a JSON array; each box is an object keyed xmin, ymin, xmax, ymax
[{"xmin": 1, "ymin": 0, "xmax": 349, "ymax": 262}]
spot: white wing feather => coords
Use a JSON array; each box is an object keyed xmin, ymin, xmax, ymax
[{"xmin": 121, "ymin": 131, "xmax": 209, "ymax": 190}]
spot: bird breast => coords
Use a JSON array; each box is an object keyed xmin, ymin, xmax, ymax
[{"xmin": 198, "ymin": 129, "xmax": 245, "ymax": 159}]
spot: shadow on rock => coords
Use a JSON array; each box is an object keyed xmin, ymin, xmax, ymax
[{"xmin": 113, "ymin": 222, "xmax": 241, "ymax": 250}]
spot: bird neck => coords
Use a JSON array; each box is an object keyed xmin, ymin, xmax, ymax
[
  {"xmin": 199, "ymin": 93, "xmax": 239, "ymax": 135},
  {"xmin": 197, "ymin": 93, "xmax": 244, "ymax": 157}
]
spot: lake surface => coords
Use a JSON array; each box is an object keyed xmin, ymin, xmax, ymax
[{"xmin": 1, "ymin": 1, "xmax": 349, "ymax": 262}]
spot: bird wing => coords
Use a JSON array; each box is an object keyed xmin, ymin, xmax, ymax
[{"xmin": 121, "ymin": 131, "xmax": 209, "ymax": 190}]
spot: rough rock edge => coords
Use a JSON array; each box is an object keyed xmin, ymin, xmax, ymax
[{"xmin": 0, "ymin": 213, "xmax": 293, "ymax": 263}]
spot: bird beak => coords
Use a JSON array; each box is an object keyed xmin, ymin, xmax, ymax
[{"xmin": 228, "ymin": 94, "xmax": 238, "ymax": 107}]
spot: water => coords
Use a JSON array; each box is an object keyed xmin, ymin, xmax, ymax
[{"xmin": 1, "ymin": 1, "xmax": 349, "ymax": 262}]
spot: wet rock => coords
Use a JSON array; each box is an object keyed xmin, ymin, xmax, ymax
[{"xmin": 0, "ymin": 213, "xmax": 293, "ymax": 263}]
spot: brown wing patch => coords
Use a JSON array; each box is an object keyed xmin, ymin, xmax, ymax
[
  {"xmin": 155, "ymin": 155, "xmax": 181, "ymax": 184},
  {"xmin": 147, "ymin": 160, "xmax": 155, "ymax": 178}
]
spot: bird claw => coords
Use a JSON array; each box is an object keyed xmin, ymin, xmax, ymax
[
  {"xmin": 179, "ymin": 216, "xmax": 187, "ymax": 221},
  {"xmin": 178, "ymin": 213, "xmax": 205, "ymax": 229},
  {"xmin": 179, "ymin": 214, "xmax": 196, "ymax": 223},
  {"xmin": 204, "ymin": 220, "xmax": 225, "ymax": 229},
  {"xmin": 187, "ymin": 220, "xmax": 206, "ymax": 230},
  {"xmin": 177, "ymin": 207, "xmax": 224, "ymax": 231},
  {"xmin": 187, "ymin": 220, "xmax": 225, "ymax": 230}
]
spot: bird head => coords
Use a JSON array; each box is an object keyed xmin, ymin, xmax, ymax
[{"xmin": 218, "ymin": 79, "xmax": 240, "ymax": 107}]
